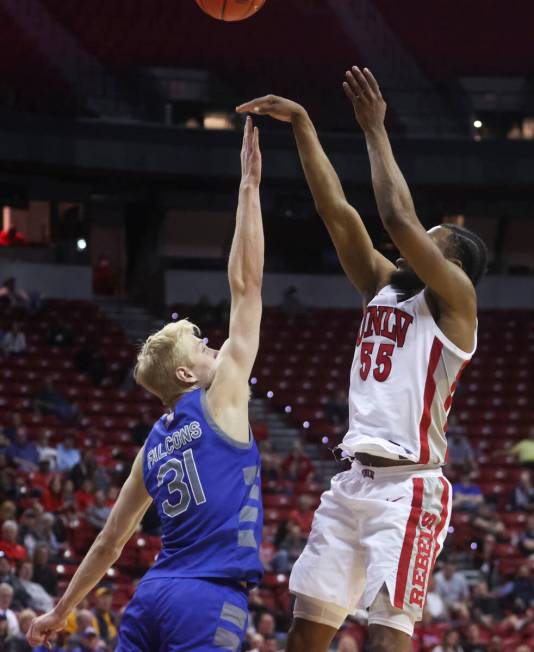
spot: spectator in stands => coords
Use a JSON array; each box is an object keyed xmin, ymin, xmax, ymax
[
  {"xmin": 462, "ymin": 623, "xmax": 488, "ymax": 652},
  {"xmin": 434, "ymin": 563, "xmax": 470, "ymax": 618},
  {"xmin": 255, "ymin": 612, "xmax": 276, "ymax": 640},
  {"xmin": 0, "ymin": 613, "xmax": 8, "ymax": 648},
  {"xmin": 92, "ymin": 255, "xmax": 117, "ymax": 296},
  {"xmin": 473, "ymin": 534, "xmax": 500, "ymax": 589},
  {"xmin": 70, "ymin": 450, "xmax": 109, "ymax": 492},
  {"xmin": 258, "ymin": 442, "xmax": 282, "ymax": 484},
  {"xmin": 0, "ymin": 521, "xmax": 27, "ymax": 562},
  {"xmin": 498, "ymin": 564, "xmax": 534, "ymax": 612},
  {"xmin": 518, "ymin": 514, "xmax": 534, "ymax": 556},
  {"xmin": 0, "ymin": 500, "xmax": 16, "ymax": 526},
  {"xmin": 17, "ymin": 561, "xmax": 54, "ymax": 613},
  {"xmin": 325, "ymin": 388, "xmax": 349, "ymax": 426},
  {"xmin": 18, "ymin": 509, "xmax": 41, "ymax": 558},
  {"xmin": 2, "ymin": 323, "xmax": 27, "ymax": 355},
  {"xmin": 486, "ymin": 636, "xmax": 503, "ymax": 652},
  {"xmin": 272, "ymin": 522, "xmax": 307, "ymax": 573},
  {"xmin": 0, "ymin": 582, "xmax": 20, "ymax": 635},
  {"xmin": 471, "ymin": 580, "xmax": 501, "ymax": 626},
  {"xmin": 510, "ymin": 470, "xmax": 534, "ymax": 512},
  {"xmin": 32, "ymin": 631, "xmax": 63, "ymax": 652},
  {"xmin": 447, "ymin": 425, "xmax": 477, "ymax": 475},
  {"xmin": 85, "ymin": 490, "xmax": 111, "ymax": 531},
  {"xmin": 452, "ymin": 472, "xmax": 484, "ymax": 511},
  {"xmin": 92, "ymin": 587, "xmax": 117, "ymax": 645},
  {"xmin": 433, "ymin": 629, "xmax": 464, "ymax": 652},
  {"xmin": 36, "ymin": 514, "xmax": 60, "ymax": 558},
  {"xmin": 511, "ymin": 426, "xmax": 534, "ymax": 470},
  {"xmin": 472, "ymin": 503, "xmax": 507, "ymax": 541},
  {"xmin": 281, "ymin": 442, "xmax": 314, "ymax": 483},
  {"xmin": 129, "ymin": 412, "xmax": 154, "ymax": 448},
  {"xmin": 57, "ymin": 435, "xmax": 81, "ymax": 472},
  {"xmin": 281, "ymin": 286, "xmax": 306, "ymax": 319},
  {"xmin": 425, "ymin": 577, "xmax": 448, "ymax": 621},
  {"xmin": 73, "ymin": 341, "xmax": 108, "ymax": 388},
  {"xmin": 6, "ymin": 430, "xmax": 39, "ymax": 472},
  {"xmin": 0, "ymin": 225, "xmax": 27, "ymax": 247},
  {"xmin": 33, "ymin": 378, "xmax": 79, "ymax": 423},
  {"xmin": 36, "ymin": 431, "xmax": 57, "ymax": 470},
  {"xmin": 75, "ymin": 479, "xmax": 95, "ymax": 512},
  {"xmin": 71, "ymin": 626, "xmax": 102, "ymax": 652},
  {"xmin": 32, "ymin": 544, "xmax": 58, "ymax": 595},
  {"xmin": 0, "ymin": 278, "xmax": 37, "ymax": 314},
  {"xmin": 288, "ymin": 494, "xmax": 315, "ymax": 536},
  {"xmin": 42, "ymin": 475, "xmax": 64, "ymax": 513},
  {"xmin": 63, "ymin": 606, "xmax": 97, "ymax": 648},
  {"xmin": 259, "ymin": 526, "xmax": 276, "ymax": 571},
  {"xmin": 5, "ymin": 608, "xmax": 36, "ymax": 651}
]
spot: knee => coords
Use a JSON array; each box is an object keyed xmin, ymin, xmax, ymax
[{"xmin": 368, "ymin": 625, "xmax": 412, "ymax": 652}]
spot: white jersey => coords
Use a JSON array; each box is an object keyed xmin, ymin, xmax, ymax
[{"xmin": 340, "ymin": 285, "xmax": 476, "ymax": 465}]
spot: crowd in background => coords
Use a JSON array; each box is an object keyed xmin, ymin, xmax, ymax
[{"xmin": 1, "ymin": 289, "xmax": 534, "ymax": 651}]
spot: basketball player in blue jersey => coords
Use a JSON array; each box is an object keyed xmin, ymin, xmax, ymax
[{"xmin": 27, "ymin": 117, "xmax": 264, "ymax": 651}]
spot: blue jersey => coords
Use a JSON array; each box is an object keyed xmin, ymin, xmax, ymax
[{"xmin": 141, "ymin": 388, "xmax": 263, "ymax": 587}]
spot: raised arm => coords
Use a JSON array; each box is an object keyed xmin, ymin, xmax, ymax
[
  {"xmin": 343, "ymin": 67, "xmax": 476, "ymax": 320},
  {"xmin": 27, "ymin": 450, "xmax": 152, "ymax": 647},
  {"xmin": 236, "ymin": 96, "xmax": 394, "ymax": 301},
  {"xmin": 206, "ymin": 117, "xmax": 263, "ymax": 443}
]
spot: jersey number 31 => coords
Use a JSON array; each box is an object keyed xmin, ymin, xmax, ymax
[{"xmin": 157, "ymin": 449, "xmax": 207, "ymax": 518}]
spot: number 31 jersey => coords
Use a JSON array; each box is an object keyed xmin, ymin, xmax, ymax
[
  {"xmin": 141, "ymin": 388, "xmax": 263, "ymax": 586},
  {"xmin": 339, "ymin": 285, "xmax": 476, "ymax": 465}
]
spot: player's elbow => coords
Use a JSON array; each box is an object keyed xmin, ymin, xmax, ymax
[{"xmin": 229, "ymin": 275, "xmax": 262, "ymax": 298}]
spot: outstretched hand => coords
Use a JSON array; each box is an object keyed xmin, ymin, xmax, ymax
[
  {"xmin": 343, "ymin": 67, "xmax": 386, "ymax": 133},
  {"xmin": 241, "ymin": 116, "xmax": 261, "ymax": 185},
  {"xmin": 236, "ymin": 95, "xmax": 305, "ymax": 124},
  {"xmin": 27, "ymin": 609, "xmax": 67, "ymax": 649}
]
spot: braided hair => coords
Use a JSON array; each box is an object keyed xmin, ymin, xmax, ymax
[{"xmin": 441, "ymin": 224, "xmax": 488, "ymax": 286}]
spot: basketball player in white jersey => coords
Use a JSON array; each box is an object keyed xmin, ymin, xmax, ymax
[{"xmin": 237, "ymin": 68, "xmax": 487, "ymax": 651}]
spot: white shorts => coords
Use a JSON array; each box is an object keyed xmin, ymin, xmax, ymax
[{"xmin": 289, "ymin": 462, "xmax": 452, "ymax": 635}]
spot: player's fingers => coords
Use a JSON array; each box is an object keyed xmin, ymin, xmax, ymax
[
  {"xmin": 253, "ymin": 126, "xmax": 260, "ymax": 150},
  {"xmin": 345, "ymin": 70, "xmax": 367, "ymax": 103},
  {"xmin": 236, "ymin": 97, "xmax": 270, "ymax": 114},
  {"xmin": 342, "ymin": 81, "xmax": 359, "ymax": 107},
  {"xmin": 363, "ymin": 68, "xmax": 382, "ymax": 97},
  {"xmin": 352, "ymin": 66, "xmax": 373, "ymax": 99}
]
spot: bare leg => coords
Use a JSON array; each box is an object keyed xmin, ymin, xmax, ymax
[
  {"xmin": 286, "ymin": 618, "xmax": 338, "ymax": 652},
  {"xmin": 368, "ymin": 624, "xmax": 413, "ymax": 652}
]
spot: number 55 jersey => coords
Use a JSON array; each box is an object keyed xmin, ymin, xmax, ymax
[
  {"xmin": 340, "ymin": 285, "xmax": 477, "ymax": 465},
  {"xmin": 141, "ymin": 388, "xmax": 263, "ymax": 587}
]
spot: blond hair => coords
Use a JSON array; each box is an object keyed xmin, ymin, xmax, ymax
[{"xmin": 134, "ymin": 319, "xmax": 199, "ymax": 407}]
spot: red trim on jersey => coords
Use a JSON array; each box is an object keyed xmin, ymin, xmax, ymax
[
  {"xmin": 394, "ymin": 477, "xmax": 424, "ymax": 608},
  {"xmin": 444, "ymin": 360, "xmax": 470, "ymax": 412},
  {"xmin": 430, "ymin": 477, "xmax": 450, "ymax": 572},
  {"xmin": 418, "ymin": 338, "xmax": 444, "ymax": 464}
]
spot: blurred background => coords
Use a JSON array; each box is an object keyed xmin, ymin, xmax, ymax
[{"xmin": 0, "ymin": 1, "xmax": 534, "ymax": 651}]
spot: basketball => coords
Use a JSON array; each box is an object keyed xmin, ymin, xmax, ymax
[{"xmin": 194, "ymin": 0, "xmax": 266, "ymax": 22}]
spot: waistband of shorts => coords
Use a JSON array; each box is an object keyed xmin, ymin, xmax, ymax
[{"xmin": 351, "ymin": 459, "xmax": 444, "ymax": 479}]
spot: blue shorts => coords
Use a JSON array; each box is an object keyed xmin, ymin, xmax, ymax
[{"xmin": 116, "ymin": 577, "xmax": 249, "ymax": 652}]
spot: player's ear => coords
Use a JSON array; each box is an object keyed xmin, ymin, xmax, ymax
[
  {"xmin": 449, "ymin": 256, "xmax": 463, "ymax": 270},
  {"xmin": 176, "ymin": 367, "xmax": 197, "ymax": 385}
]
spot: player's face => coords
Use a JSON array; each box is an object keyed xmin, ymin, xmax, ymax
[{"xmin": 188, "ymin": 335, "xmax": 219, "ymax": 387}]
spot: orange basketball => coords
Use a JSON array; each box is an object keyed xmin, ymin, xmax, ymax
[{"xmin": 194, "ymin": 0, "xmax": 266, "ymax": 22}]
